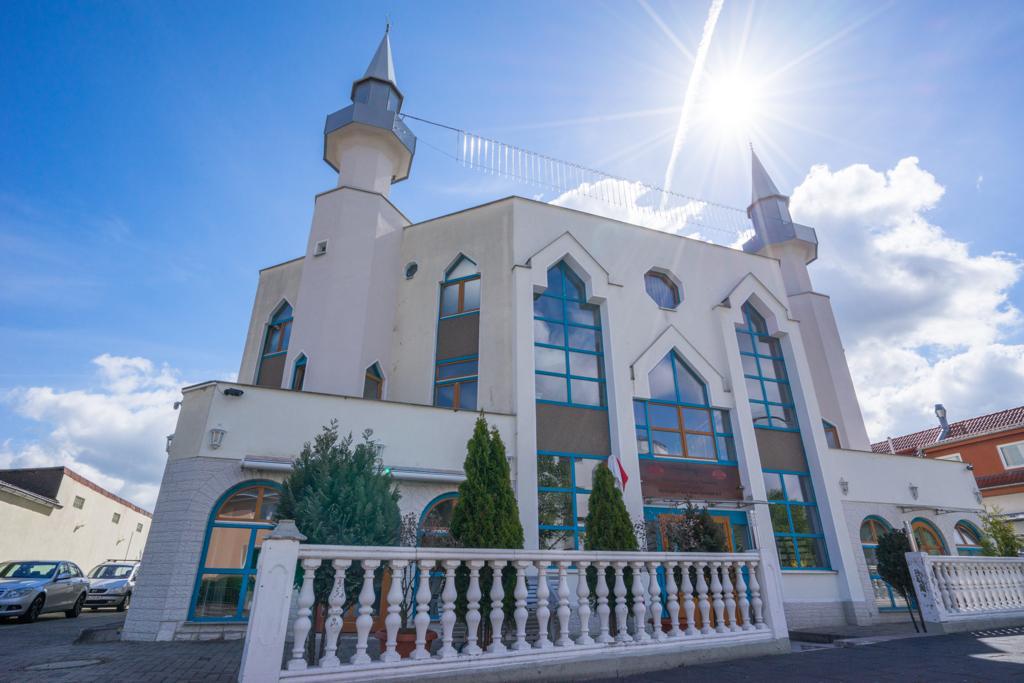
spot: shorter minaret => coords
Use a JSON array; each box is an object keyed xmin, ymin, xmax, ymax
[{"xmin": 742, "ymin": 150, "xmax": 870, "ymax": 451}]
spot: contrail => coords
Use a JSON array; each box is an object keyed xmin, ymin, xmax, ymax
[{"xmin": 660, "ymin": 0, "xmax": 725, "ymax": 209}]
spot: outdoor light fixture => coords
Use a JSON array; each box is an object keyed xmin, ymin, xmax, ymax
[
  {"xmin": 934, "ymin": 404, "xmax": 947, "ymax": 421},
  {"xmin": 209, "ymin": 427, "xmax": 226, "ymax": 450},
  {"xmin": 224, "ymin": 387, "xmax": 245, "ymax": 397},
  {"xmin": 165, "ymin": 434, "xmax": 174, "ymax": 454},
  {"xmin": 839, "ymin": 478, "xmax": 849, "ymax": 495},
  {"xmin": 909, "ymin": 483, "xmax": 919, "ymax": 500}
]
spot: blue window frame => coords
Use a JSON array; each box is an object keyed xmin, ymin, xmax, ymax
[
  {"xmin": 822, "ymin": 420, "xmax": 841, "ymax": 448},
  {"xmin": 533, "ymin": 262, "xmax": 606, "ymax": 408},
  {"xmin": 291, "ymin": 354, "xmax": 307, "ymax": 391},
  {"xmin": 363, "ymin": 362, "xmax": 384, "ymax": 400},
  {"xmin": 439, "ymin": 256, "xmax": 480, "ymax": 318},
  {"xmin": 433, "ymin": 355, "xmax": 478, "ymax": 409},
  {"xmin": 762, "ymin": 470, "xmax": 830, "ymax": 569},
  {"xmin": 189, "ymin": 481, "xmax": 281, "ymax": 622},
  {"xmin": 954, "ymin": 520, "xmax": 983, "ymax": 556},
  {"xmin": 256, "ymin": 302, "xmax": 292, "ymax": 384},
  {"xmin": 737, "ymin": 304, "xmax": 797, "ymax": 432},
  {"xmin": 537, "ymin": 451, "xmax": 607, "ymax": 550},
  {"xmin": 860, "ymin": 516, "xmax": 909, "ymax": 611},
  {"xmin": 633, "ymin": 352, "xmax": 737, "ymax": 462}
]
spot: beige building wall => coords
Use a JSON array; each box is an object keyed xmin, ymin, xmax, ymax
[{"xmin": 0, "ymin": 470, "xmax": 152, "ymax": 575}]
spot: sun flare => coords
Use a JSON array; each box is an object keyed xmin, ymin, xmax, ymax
[{"xmin": 703, "ymin": 71, "xmax": 763, "ymax": 137}]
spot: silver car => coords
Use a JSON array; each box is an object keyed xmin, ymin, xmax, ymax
[
  {"xmin": 85, "ymin": 561, "xmax": 139, "ymax": 611},
  {"xmin": 0, "ymin": 561, "xmax": 89, "ymax": 623}
]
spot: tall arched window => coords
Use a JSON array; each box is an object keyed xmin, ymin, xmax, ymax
[
  {"xmin": 363, "ymin": 363, "xmax": 384, "ymax": 400},
  {"xmin": 418, "ymin": 493, "xmax": 458, "ymax": 547},
  {"xmin": 953, "ymin": 520, "xmax": 983, "ymax": 556},
  {"xmin": 737, "ymin": 303, "xmax": 796, "ymax": 431},
  {"xmin": 912, "ymin": 518, "xmax": 948, "ymax": 555},
  {"xmin": 256, "ymin": 302, "xmax": 293, "ymax": 387},
  {"xmin": 633, "ymin": 351, "xmax": 736, "ymax": 461},
  {"xmin": 439, "ymin": 256, "xmax": 480, "ymax": 317},
  {"xmin": 291, "ymin": 354, "xmax": 307, "ymax": 391},
  {"xmin": 434, "ymin": 256, "xmax": 479, "ymax": 410},
  {"xmin": 859, "ymin": 516, "xmax": 907, "ymax": 611},
  {"xmin": 190, "ymin": 482, "xmax": 281, "ymax": 621}
]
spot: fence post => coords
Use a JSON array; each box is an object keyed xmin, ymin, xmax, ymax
[
  {"xmin": 905, "ymin": 551, "xmax": 942, "ymax": 630},
  {"xmin": 239, "ymin": 520, "xmax": 306, "ymax": 683}
]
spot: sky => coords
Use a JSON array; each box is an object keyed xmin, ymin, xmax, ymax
[{"xmin": 2, "ymin": 1, "xmax": 1024, "ymax": 509}]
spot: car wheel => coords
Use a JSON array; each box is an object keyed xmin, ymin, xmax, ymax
[
  {"xmin": 65, "ymin": 593, "xmax": 85, "ymax": 618},
  {"xmin": 19, "ymin": 595, "xmax": 44, "ymax": 623},
  {"xmin": 116, "ymin": 593, "xmax": 131, "ymax": 612}
]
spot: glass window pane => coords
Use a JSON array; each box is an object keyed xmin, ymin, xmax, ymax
[
  {"xmin": 636, "ymin": 429, "xmax": 650, "ymax": 454},
  {"xmin": 682, "ymin": 408, "xmax": 711, "ymax": 433},
  {"xmin": 462, "ymin": 278, "xmax": 481, "ymax": 311},
  {"xmin": 778, "ymin": 406, "xmax": 799, "ymax": 429},
  {"xmin": 540, "ymin": 528, "xmax": 575, "ymax": 551},
  {"xmin": 783, "ymin": 474, "xmax": 814, "ymax": 503},
  {"xmin": 760, "ymin": 357, "xmax": 788, "ymax": 381},
  {"xmin": 533, "ymin": 295, "xmax": 563, "ymax": 321},
  {"xmin": 447, "ymin": 257, "xmax": 477, "ymax": 280},
  {"xmin": 570, "ymin": 379, "xmax": 603, "ymax": 406},
  {"xmin": 535, "ymin": 374, "xmax": 567, "ymax": 402},
  {"xmin": 861, "ymin": 520, "xmax": 879, "ymax": 543},
  {"xmin": 545, "ymin": 265, "xmax": 564, "ymax": 296},
  {"xmin": 763, "ymin": 474, "xmax": 784, "ymax": 500},
  {"xmin": 458, "ymin": 381, "xmax": 477, "ymax": 409},
  {"xmin": 713, "ymin": 410, "xmax": 732, "ymax": 435},
  {"xmin": 716, "ymin": 436, "xmax": 736, "ymax": 460},
  {"xmin": 257, "ymin": 490, "xmax": 279, "ymax": 521},
  {"xmin": 764, "ymin": 381, "xmax": 793, "ymax": 405},
  {"xmin": 741, "ymin": 354, "xmax": 759, "ymax": 376},
  {"xmin": 266, "ymin": 328, "xmax": 281, "ymax": 354},
  {"xmin": 633, "ymin": 400, "xmax": 647, "ymax": 426},
  {"xmin": 774, "ymin": 537, "xmax": 797, "ymax": 568},
  {"xmin": 769, "ymin": 505, "xmax": 791, "ymax": 533},
  {"xmin": 218, "ymin": 489, "xmax": 259, "ymax": 520},
  {"xmin": 566, "ymin": 301, "xmax": 599, "ymax": 326},
  {"xmin": 279, "ymin": 322, "xmax": 291, "ymax": 352},
  {"xmin": 204, "ymin": 527, "xmax": 252, "ymax": 569},
  {"xmin": 568, "ymin": 351, "xmax": 601, "ymax": 379},
  {"xmin": 435, "ymin": 383, "xmax": 455, "ymax": 407},
  {"xmin": 644, "ymin": 272, "xmax": 678, "ymax": 308},
  {"xmin": 567, "ymin": 326, "xmax": 600, "ymax": 352},
  {"xmin": 750, "ymin": 401, "xmax": 769, "ymax": 426},
  {"xmin": 1001, "ymin": 443, "xmax": 1024, "ymax": 467},
  {"xmin": 736, "ymin": 333, "xmax": 755, "ymax": 354},
  {"xmin": 649, "ymin": 355, "xmax": 676, "ymax": 401},
  {"xmin": 538, "ymin": 491, "xmax": 573, "ymax": 526},
  {"xmin": 562, "ymin": 267, "xmax": 586, "ymax": 300},
  {"xmin": 535, "ymin": 346, "xmax": 566, "ymax": 375},
  {"xmin": 796, "ymin": 537, "xmax": 828, "ymax": 568},
  {"xmin": 575, "ymin": 458, "xmax": 600, "ymax": 490},
  {"xmin": 756, "ymin": 336, "xmax": 781, "ymax": 357},
  {"xmin": 437, "ymin": 359, "xmax": 478, "ymax": 380},
  {"xmin": 533, "ymin": 319, "xmax": 565, "ymax": 346},
  {"xmin": 194, "ymin": 574, "xmax": 244, "ymax": 618},
  {"xmin": 745, "ymin": 378, "xmax": 763, "ymax": 402},
  {"xmin": 440, "ymin": 283, "xmax": 460, "ymax": 316},
  {"xmin": 576, "ymin": 493, "xmax": 589, "ymax": 519},
  {"xmin": 790, "ymin": 506, "xmax": 823, "ymax": 535},
  {"xmin": 538, "ymin": 456, "xmax": 571, "ymax": 489},
  {"xmin": 685, "ymin": 434, "xmax": 715, "ymax": 460},
  {"xmin": 674, "ymin": 359, "xmax": 705, "ymax": 405},
  {"xmin": 647, "ymin": 403, "xmax": 679, "ymax": 429},
  {"xmin": 650, "ymin": 431, "xmax": 683, "ymax": 457}
]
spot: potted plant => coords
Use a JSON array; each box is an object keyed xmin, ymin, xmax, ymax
[{"xmin": 374, "ymin": 513, "xmax": 439, "ymax": 657}]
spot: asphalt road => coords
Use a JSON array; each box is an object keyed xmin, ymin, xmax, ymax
[{"xmin": 0, "ymin": 608, "xmax": 123, "ymax": 649}]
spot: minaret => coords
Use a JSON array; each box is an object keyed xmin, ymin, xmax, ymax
[
  {"xmin": 742, "ymin": 150, "xmax": 870, "ymax": 450},
  {"xmin": 283, "ymin": 30, "xmax": 415, "ymax": 396}
]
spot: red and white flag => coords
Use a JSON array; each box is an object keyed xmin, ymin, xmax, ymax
[{"xmin": 608, "ymin": 454, "xmax": 629, "ymax": 491}]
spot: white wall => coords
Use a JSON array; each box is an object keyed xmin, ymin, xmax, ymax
[{"xmin": 238, "ymin": 257, "xmax": 303, "ymax": 384}]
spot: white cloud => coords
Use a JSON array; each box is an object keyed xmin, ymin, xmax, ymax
[
  {"xmin": 552, "ymin": 178, "xmax": 711, "ymax": 238},
  {"xmin": 1, "ymin": 355, "xmax": 183, "ymax": 510},
  {"xmin": 789, "ymin": 157, "xmax": 1024, "ymax": 439}
]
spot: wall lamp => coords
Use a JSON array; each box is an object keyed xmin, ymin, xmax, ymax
[
  {"xmin": 224, "ymin": 388, "xmax": 244, "ymax": 397},
  {"xmin": 839, "ymin": 478, "xmax": 849, "ymax": 495},
  {"xmin": 909, "ymin": 483, "xmax": 919, "ymax": 500},
  {"xmin": 209, "ymin": 427, "xmax": 227, "ymax": 450}
]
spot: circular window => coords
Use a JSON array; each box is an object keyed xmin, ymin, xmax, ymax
[{"xmin": 404, "ymin": 262, "xmax": 418, "ymax": 279}]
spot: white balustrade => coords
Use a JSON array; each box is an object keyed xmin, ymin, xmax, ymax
[
  {"xmin": 241, "ymin": 543, "xmax": 777, "ymax": 682},
  {"xmin": 907, "ymin": 553, "xmax": 1024, "ymax": 629}
]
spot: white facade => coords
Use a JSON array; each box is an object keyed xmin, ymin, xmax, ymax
[
  {"xmin": 0, "ymin": 467, "xmax": 152, "ymax": 575},
  {"xmin": 125, "ymin": 32, "xmax": 983, "ymax": 642}
]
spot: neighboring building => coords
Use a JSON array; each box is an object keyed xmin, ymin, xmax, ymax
[
  {"xmin": 124, "ymin": 31, "xmax": 982, "ymax": 642},
  {"xmin": 0, "ymin": 467, "xmax": 152, "ymax": 574},
  {"xmin": 874, "ymin": 404, "xmax": 1024, "ymax": 541}
]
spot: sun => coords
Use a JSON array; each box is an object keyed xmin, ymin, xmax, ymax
[{"xmin": 702, "ymin": 71, "xmax": 763, "ymax": 137}]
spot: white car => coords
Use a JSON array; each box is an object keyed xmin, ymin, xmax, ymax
[
  {"xmin": 0, "ymin": 561, "xmax": 89, "ymax": 622},
  {"xmin": 85, "ymin": 561, "xmax": 140, "ymax": 611}
]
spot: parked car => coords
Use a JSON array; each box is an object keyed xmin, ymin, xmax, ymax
[
  {"xmin": 0, "ymin": 560, "xmax": 89, "ymax": 623},
  {"xmin": 85, "ymin": 561, "xmax": 140, "ymax": 611}
]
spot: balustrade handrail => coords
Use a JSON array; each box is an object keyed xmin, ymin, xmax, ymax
[
  {"xmin": 296, "ymin": 544, "xmax": 762, "ymax": 563},
  {"xmin": 906, "ymin": 551, "xmax": 1024, "ymax": 626}
]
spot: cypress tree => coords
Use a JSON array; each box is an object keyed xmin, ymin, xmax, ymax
[
  {"xmin": 584, "ymin": 464, "xmax": 637, "ymax": 551},
  {"xmin": 875, "ymin": 529, "xmax": 923, "ymax": 632}
]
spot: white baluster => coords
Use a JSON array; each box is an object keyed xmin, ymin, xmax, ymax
[
  {"xmin": 630, "ymin": 561, "xmax": 650, "ymax": 642},
  {"xmin": 412, "ymin": 560, "xmax": 433, "ymax": 660},
  {"xmin": 320, "ymin": 558, "xmax": 351, "ymax": 667},
  {"xmin": 696, "ymin": 561, "xmax": 712, "ymax": 635},
  {"xmin": 959, "ymin": 563, "xmax": 976, "ymax": 611},
  {"xmin": 682, "ymin": 562, "xmax": 696, "ymax": 636},
  {"xmin": 439, "ymin": 560, "xmax": 460, "ymax": 659},
  {"xmin": 513, "ymin": 560, "xmax": 530, "ymax": 650},
  {"xmin": 595, "ymin": 562, "xmax": 613, "ymax": 644},
  {"xmin": 576, "ymin": 561, "xmax": 594, "ymax": 645},
  {"xmin": 380, "ymin": 560, "xmax": 407, "ymax": 663},
  {"xmin": 665, "ymin": 561, "xmax": 681, "ymax": 638},
  {"xmin": 465, "ymin": 560, "xmax": 484, "ymax": 655},
  {"xmin": 350, "ymin": 559, "xmax": 380, "ymax": 665},
  {"xmin": 936, "ymin": 563, "xmax": 953, "ymax": 613},
  {"xmin": 734, "ymin": 561, "xmax": 751, "ymax": 631},
  {"xmin": 556, "ymin": 561, "xmax": 573, "ymax": 647},
  {"xmin": 613, "ymin": 562, "xmax": 629, "ymax": 643},
  {"xmin": 488, "ymin": 561, "xmax": 507, "ymax": 653},
  {"xmin": 287, "ymin": 558, "xmax": 318, "ymax": 670},
  {"xmin": 534, "ymin": 561, "xmax": 553, "ymax": 649},
  {"xmin": 710, "ymin": 562, "xmax": 726, "ymax": 634},
  {"xmin": 647, "ymin": 561, "xmax": 665, "ymax": 640},
  {"xmin": 949, "ymin": 563, "xmax": 967, "ymax": 612},
  {"xmin": 721, "ymin": 562, "xmax": 737, "ymax": 632},
  {"xmin": 749, "ymin": 561, "xmax": 765, "ymax": 629}
]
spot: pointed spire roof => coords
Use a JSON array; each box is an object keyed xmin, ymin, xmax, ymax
[
  {"xmin": 751, "ymin": 149, "xmax": 782, "ymax": 204},
  {"xmin": 362, "ymin": 29, "xmax": 396, "ymax": 86}
]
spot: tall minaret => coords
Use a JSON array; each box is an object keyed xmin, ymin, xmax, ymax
[
  {"xmin": 742, "ymin": 151, "xmax": 870, "ymax": 450},
  {"xmin": 284, "ymin": 29, "xmax": 416, "ymax": 396}
]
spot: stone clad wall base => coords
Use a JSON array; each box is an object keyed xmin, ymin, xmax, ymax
[{"xmin": 782, "ymin": 601, "xmax": 858, "ymax": 630}]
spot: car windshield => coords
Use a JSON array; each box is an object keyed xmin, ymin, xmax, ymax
[
  {"xmin": 0, "ymin": 562, "xmax": 59, "ymax": 579},
  {"xmin": 89, "ymin": 565, "xmax": 134, "ymax": 579}
]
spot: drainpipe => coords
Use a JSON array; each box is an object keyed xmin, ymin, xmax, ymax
[{"xmin": 935, "ymin": 404, "xmax": 950, "ymax": 441}]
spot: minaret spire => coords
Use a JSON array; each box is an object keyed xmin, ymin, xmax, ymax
[
  {"xmin": 751, "ymin": 149, "xmax": 782, "ymax": 205},
  {"xmin": 743, "ymin": 148, "xmax": 816, "ymax": 265},
  {"xmin": 360, "ymin": 27, "xmax": 397, "ymax": 88}
]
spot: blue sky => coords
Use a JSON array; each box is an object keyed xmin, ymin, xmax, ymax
[{"xmin": 3, "ymin": 1, "xmax": 1024, "ymax": 507}]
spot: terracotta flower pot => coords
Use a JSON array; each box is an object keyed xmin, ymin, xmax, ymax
[{"xmin": 374, "ymin": 628, "xmax": 438, "ymax": 658}]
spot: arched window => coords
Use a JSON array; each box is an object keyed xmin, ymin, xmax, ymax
[
  {"xmin": 533, "ymin": 261, "xmax": 605, "ymax": 407},
  {"xmin": 822, "ymin": 420, "xmax": 841, "ymax": 449},
  {"xmin": 859, "ymin": 516, "xmax": 907, "ymax": 611},
  {"xmin": 256, "ymin": 302, "xmax": 293, "ymax": 387},
  {"xmin": 418, "ymin": 493, "xmax": 458, "ymax": 548},
  {"xmin": 644, "ymin": 271, "xmax": 680, "ymax": 309},
  {"xmin": 911, "ymin": 518, "xmax": 948, "ymax": 555},
  {"xmin": 291, "ymin": 354, "xmax": 307, "ymax": 391},
  {"xmin": 190, "ymin": 482, "xmax": 281, "ymax": 621},
  {"xmin": 737, "ymin": 303, "xmax": 797, "ymax": 431},
  {"xmin": 434, "ymin": 256, "xmax": 479, "ymax": 410},
  {"xmin": 633, "ymin": 351, "xmax": 736, "ymax": 461},
  {"xmin": 439, "ymin": 256, "xmax": 480, "ymax": 318},
  {"xmin": 363, "ymin": 363, "xmax": 383, "ymax": 400},
  {"xmin": 953, "ymin": 520, "xmax": 983, "ymax": 556}
]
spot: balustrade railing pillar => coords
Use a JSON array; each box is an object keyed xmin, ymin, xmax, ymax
[
  {"xmin": 696, "ymin": 561, "xmax": 712, "ymax": 635},
  {"xmin": 412, "ymin": 560, "xmax": 434, "ymax": 660},
  {"xmin": 682, "ymin": 561, "xmax": 697, "ymax": 636},
  {"xmin": 665, "ymin": 561, "xmax": 681, "ymax": 638},
  {"xmin": 381, "ymin": 560, "xmax": 407, "ymax": 663},
  {"xmin": 595, "ymin": 561, "xmax": 613, "ymax": 644},
  {"xmin": 320, "ymin": 559, "xmax": 351, "ymax": 667},
  {"xmin": 748, "ymin": 561, "xmax": 765, "ymax": 629},
  {"xmin": 534, "ymin": 561, "xmax": 553, "ymax": 649},
  {"xmin": 647, "ymin": 561, "xmax": 665, "ymax": 641},
  {"xmin": 465, "ymin": 560, "xmax": 484, "ymax": 656},
  {"xmin": 721, "ymin": 563, "xmax": 737, "ymax": 632},
  {"xmin": 351, "ymin": 559, "xmax": 380, "ymax": 665},
  {"xmin": 630, "ymin": 561, "xmax": 650, "ymax": 642},
  {"xmin": 576, "ymin": 561, "xmax": 594, "ymax": 645},
  {"xmin": 488, "ymin": 561, "xmax": 508, "ymax": 654},
  {"xmin": 288, "ymin": 558, "xmax": 319, "ymax": 670},
  {"xmin": 439, "ymin": 560, "xmax": 460, "ymax": 659},
  {"xmin": 613, "ymin": 562, "xmax": 629, "ymax": 643},
  {"xmin": 734, "ymin": 561, "xmax": 751, "ymax": 631},
  {"xmin": 513, "ymin": 560, "xmax": 531, "ymax": 651},
  {"xmin": 556, "ymin": 561, "xmax": 573, "ymax": 647}
]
